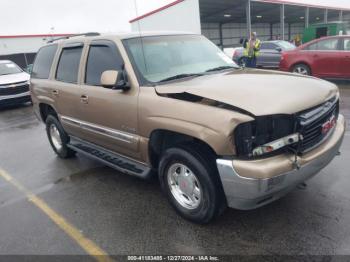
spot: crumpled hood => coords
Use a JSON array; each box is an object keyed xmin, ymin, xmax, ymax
[
  {"xmin": 0, "ymin": 72, "xmax": 30, "ymax": 86},
  {"xmin": 155, "ymin": 69, "xmax": 338, "ymax": 116}
]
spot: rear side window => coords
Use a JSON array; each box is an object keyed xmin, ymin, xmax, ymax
[
  {"xmin": 32, "ymin": 44, "xmax": 58, "ymax": 79},
  {"xmin": 56, "ymin": 46, "xmax": 83, "ymax": 83},
  {"xmin": 85, "ymin": 41, "xmax": 124, "ymax": 86},
  {"xmin": 260, "ymin": 43, "xmax": 276, "ymax": 50}
]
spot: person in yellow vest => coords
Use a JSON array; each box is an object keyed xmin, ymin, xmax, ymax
[{"xmin": 243, "ymin": 32, "xmax": 261, "ymax": 68}]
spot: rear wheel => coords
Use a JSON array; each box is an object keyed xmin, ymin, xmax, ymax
[
  {"xmin": 292, "ymin": 63, "xmax": 311, "ymax": 76},
  {"xmin": 46, "ymin": 115, "xmax": 76, "ymax": 159},
  {"xmin": 159, "ymin": 145, "xmax": 226, "ymax": 224}
]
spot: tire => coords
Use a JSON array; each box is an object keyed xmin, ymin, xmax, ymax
[
  {"xmin": 159, "ymin": 144, "xmax": 226, "ymax": 224},
  {"xmin": 292, "ymin": 63, "xmax": 311, "ymax": 76},
  {"xmin": 46, "ymin": 115, "xmax": 76, "ymax": 159}
]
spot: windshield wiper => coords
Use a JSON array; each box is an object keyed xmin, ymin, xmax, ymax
[
  {"xmin": 205, "ymin": 66, "xmax": 237, "ymax": 72},
  {"xmin": 158, "ymin": 73, "xmax": 204, "ymax": 83}
]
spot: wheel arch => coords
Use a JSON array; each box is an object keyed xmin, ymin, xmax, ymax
[{"xmin": 148, "ymin": 129, "xmax": 218, "ymax": 169}]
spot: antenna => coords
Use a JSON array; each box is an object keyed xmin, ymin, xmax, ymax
[{"xmin": 133, "ymin": 0, "xmax": 148, "ymax": 74}]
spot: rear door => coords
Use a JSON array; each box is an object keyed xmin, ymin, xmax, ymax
[
  {"xmin": 53, "ymin": 43, "xmax": 85, "ymax": 137},
  {"xmin": 258, "ymin": 42, "xmax": 280, "ymax": 68},
  {"xmin": 306, "ymin": 38, "xmax": 341, "ymax": 78},
  {"xmin": 339, "ymin": 38, "xmax": 350, "ymax": 78}
]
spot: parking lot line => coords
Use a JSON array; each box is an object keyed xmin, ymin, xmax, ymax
[{"xmin": 0, "ymin": 168, "xmax": 113, "ymax": 262}]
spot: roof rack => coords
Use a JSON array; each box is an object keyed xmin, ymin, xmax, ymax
[{"xmin": 47, "ymin": 32, "xmax": 100, "ymax": 43}]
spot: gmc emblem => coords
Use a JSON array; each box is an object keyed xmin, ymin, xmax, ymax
[{"xmin": 321, "ymin": 115, "xmax": 337, "ymax": 135}]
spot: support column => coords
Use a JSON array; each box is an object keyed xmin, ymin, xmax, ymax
[
  {"xmin": 270, "ymin": 23, "xmax": 273, "ymax": 40},
  {"xmin": 324, "ymin": 9, "xmax": 328, "ymax": 23},
  {"xmin": 219, "ymin": 23, "xmax": 223, "ymax": 49},
  {"xmin": 288, "ymin": 23, "xmax": 291, "ymax": 41},
  {"xmin": 305, "ymin": 7, "xmax": 309, "ymax": 28},
  {"xmin": 246, "ymin": 0, "xmax": 252, "ymax": 37},
  {"xmin": 339, "ymin": 10, "xmax": 343, "ymax": 21},
  {"xmin": 280, "ymin": 4, "xmax": 285, "ymax": 40}
]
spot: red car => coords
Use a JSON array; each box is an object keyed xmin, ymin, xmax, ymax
[{"xmin": 280, "ymin": 35, "xmax": 350, "ymax": 79}]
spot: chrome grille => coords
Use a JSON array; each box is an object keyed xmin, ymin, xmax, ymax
[
  {"xmin": 0, "ymin": 81, "xmax": 29, "ymax": 96},
  {"xmin": 297, "ymin": 97, "xmax": 339, "ymax": 152}
]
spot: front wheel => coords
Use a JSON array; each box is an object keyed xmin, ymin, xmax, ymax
[
  {"xmin": 292, "ymin": 64, "xmax": 311, "ymax": 76},
  {"xmin": 159, "ymin": 145, "xmax": 226, "ymax": 224}
]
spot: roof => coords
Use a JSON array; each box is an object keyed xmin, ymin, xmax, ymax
[
  {"xmin": 46, "ymin": 31, "xmax": 198, "ymax": 44},
  {"xmin": 130, "ymin": 0, "xmax": 350, "ymax": 24}
]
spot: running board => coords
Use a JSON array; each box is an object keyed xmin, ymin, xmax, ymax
[{"xmin": 67, "ymin": 137, "xmax": 152, "ymax": 179}]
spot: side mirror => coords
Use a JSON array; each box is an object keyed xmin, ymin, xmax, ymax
[
  {"xmin": 100, "ymin": 70, "xmax": 130, "ymax": 91},
  {"xmin": 276, "ymin": 47, "xmax": 282, "ymax": 52}
]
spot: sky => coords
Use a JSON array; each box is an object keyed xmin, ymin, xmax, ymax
[
  {"xmin": 0, "ymin": 0, "xmax": 173, "ymax": 35},
  {"xmin": 0, "ymin": 0, "xmax": 349, "ymax": 35}
]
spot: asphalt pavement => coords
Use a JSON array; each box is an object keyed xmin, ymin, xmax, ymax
[{"xmin": 0, "ymin": 82, "xmax": 349, "ymax": 258}]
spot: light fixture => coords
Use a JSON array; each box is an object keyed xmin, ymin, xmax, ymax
[
  {"xmin": 224, "ymin": 14, "xmax": 231, "ymax": 17},
  {"xmin": 300, "ymin": 16, "xmax": 304, "ymax": 19},
  {"xmin": 316, "ymin": 17, "xmax": 320, "ymax": 20},
  {"xmin": 256, "ymin": 15, "xmax": 262, "ymax": 18}
]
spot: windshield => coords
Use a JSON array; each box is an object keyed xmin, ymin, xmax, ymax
[
  {"xmin": 278, "ymin": 41, "xmax": 296, "ymax": 50},
  {"xmin": 0, "ymin": 62, "xmax": 22, "ymax": 76},
  {"xmin": 124, "ymin": 35, "xmax": 238, "ymax": 83}
]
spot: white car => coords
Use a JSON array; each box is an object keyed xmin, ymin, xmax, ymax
[{"xmin": 0, "ymin": 60, "xmax": 31, "ymax": 107}]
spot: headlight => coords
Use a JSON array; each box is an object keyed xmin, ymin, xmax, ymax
[{"xmin": 234, "ymin": 115, "xmax": 298, "ymax": 158}]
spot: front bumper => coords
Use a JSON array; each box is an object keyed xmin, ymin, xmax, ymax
[
  {"xmin": 217, "ymin": 114, "xmax": 346, "ymax": 210},
  {"xmin": 0, "ymin": 91, "xmax": 31, "ymax": 106}
]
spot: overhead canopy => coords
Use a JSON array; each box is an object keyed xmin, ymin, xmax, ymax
[{"xmin": 200, "ymin": 0, "xmax": 349, "ymax": 24}]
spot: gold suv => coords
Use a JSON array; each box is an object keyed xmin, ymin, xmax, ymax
[{"xmin": 30, "ymin": 32, "xmax": 345, "ymax": 223}]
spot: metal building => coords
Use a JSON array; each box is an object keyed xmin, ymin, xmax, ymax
[{"xmin": 130, "ymin": 0, "xmax": 350, "ymax": 48}]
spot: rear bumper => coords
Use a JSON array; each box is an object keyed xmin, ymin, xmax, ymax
[
  {"xmin": 217, "ymin": 114, "xmax": 345, "ymax": 210},
  {"xmin": 0, "ymin": 91, "xmax": 31, "ymax": 106}
]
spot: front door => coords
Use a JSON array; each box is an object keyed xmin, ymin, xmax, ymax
[{"xmin": 78, "ymin": 40, "xmax": 140, "ymax": 159}]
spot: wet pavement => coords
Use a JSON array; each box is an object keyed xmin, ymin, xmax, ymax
[{"xmin": 0, "ymin": 82, "xmax": 349, "ymax": 256}]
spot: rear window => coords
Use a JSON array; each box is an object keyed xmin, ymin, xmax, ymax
[
  {"xmin": 32, "ymin": 44, "xmax": 58, "ymax": 79},
  {"xmin": 56, "ymin": 46, "xmax": 83, "ymax": 83}
]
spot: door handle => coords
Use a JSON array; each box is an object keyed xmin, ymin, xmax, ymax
[
  {"xmin": 80, "ymin": 95, "xmax": 89, "ymax": 104},
  {"xmin": 52, "ymin": 90, "xmax": 59, "ymax": 96}
]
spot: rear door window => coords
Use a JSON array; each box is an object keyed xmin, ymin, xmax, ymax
[
  {"xmin": 32, "ymin": 44, "xmax": 58, "ymax": 79},
  {"xmin": 56, "ymin": 45, "xmax": 83, "ymax": 83},
  {"xmin": 85, "ymin": 41, "xmax": 124, "ymax": 86},
  {"xmin": 306, "ymin": 38, "xmax": 340, "ymax": 51},
  {"xmin": 260, "ymin": 43, "xmax": 276, "ymax": 50}
]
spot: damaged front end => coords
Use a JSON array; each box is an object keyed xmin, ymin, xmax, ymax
[{"xmin": 234, "ymin": 96, "xmax": 340, "ymax": 160}]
